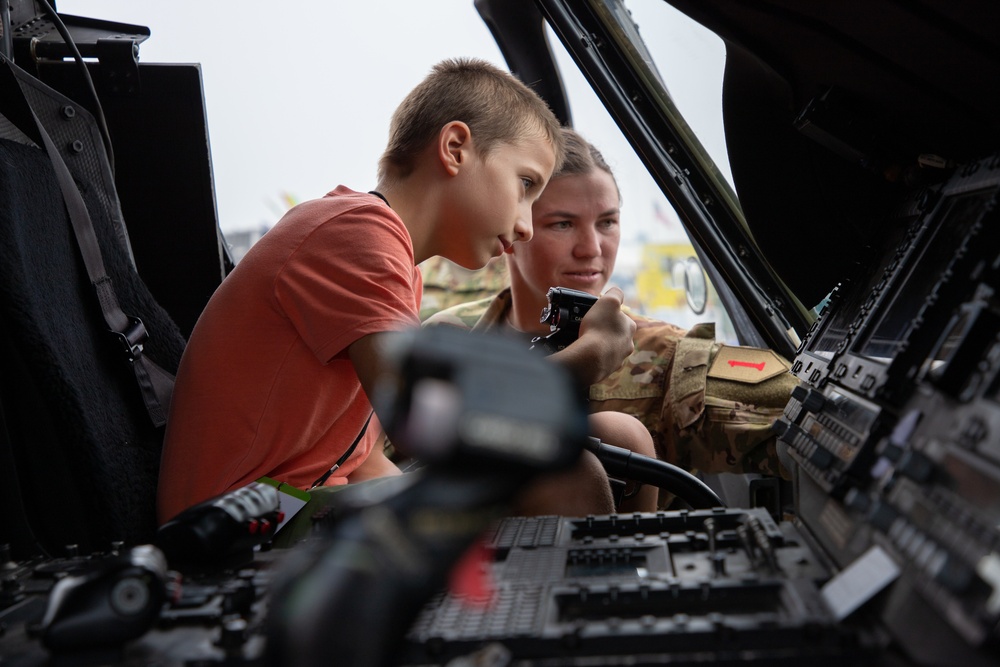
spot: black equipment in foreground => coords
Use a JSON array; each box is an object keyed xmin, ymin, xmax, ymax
[{"xmin": 265, "ymin": 326, "xmax": 589, "ymax": 667}]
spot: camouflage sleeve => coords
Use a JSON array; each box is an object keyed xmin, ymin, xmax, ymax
[
  {"xmin": 422, "ymin": 296, "xmax": 499, "ymax": 331},
  {"xmin": 665, "ymin": 324, "xmax": 797, "ymax": 479},
  {"xmin": 589, "ymin": 320, "xmax": 798, "ymax": 508},
  {"xmin": 418, "ymin": 256, "xmax": 509, "ymax": 321}
]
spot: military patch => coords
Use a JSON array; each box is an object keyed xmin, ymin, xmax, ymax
[{"xmin": 707, "ymin": 345, "xmax": 790, "ymax": 384}]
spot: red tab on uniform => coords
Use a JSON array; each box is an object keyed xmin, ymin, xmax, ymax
[{"xmin": 707, "ymin": 345, "xmax": 789, "ymax": 384}]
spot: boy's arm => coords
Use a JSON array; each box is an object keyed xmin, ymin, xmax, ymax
[
  {"xmin": 347, "ymin": 330, "xmax": 397, "ymax": 397},
  {"xmin": 349, "ymin": 433, "xmax": 402, "ymax": 482},
  {"xmin": 348, "ymin": 331, "xmax": 406, "ymax": 479},
  {"xmin": 550, "ymin": 287, "xmax": 636, "ymax": 386}
]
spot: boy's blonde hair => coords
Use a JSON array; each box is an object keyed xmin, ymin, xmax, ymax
[{"xmin": 378, "ymin": 58, "xmax": 565, "ymax": 182}]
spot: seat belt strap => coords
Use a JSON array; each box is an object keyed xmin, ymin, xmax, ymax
[{"xmin": 1, "ymin": 57, "xmax": 174, "ymax": 427}]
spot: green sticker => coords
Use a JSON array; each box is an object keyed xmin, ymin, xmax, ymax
[{"xmin": 256, "ymin": 476, "xmax": 311, "ymax": 502}]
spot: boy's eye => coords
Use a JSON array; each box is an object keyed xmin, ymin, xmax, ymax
[{"xmin": 521, "ymin": 177, "xmax": 534, "ymax": 190}]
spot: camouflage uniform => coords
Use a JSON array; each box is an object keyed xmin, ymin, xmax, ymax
[
  {"xmin": 417, "ymin": 256, "xmax": 509, "ymax": 321},
  {"xmin": 425, "ymin": 289, "xmax": 799, "ymax": 508}
]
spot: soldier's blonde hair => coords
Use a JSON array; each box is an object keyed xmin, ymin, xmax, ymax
[
  {"xmin": 553, "ymin": 127, "xmax": 620, "ymax": 201},
  {"xmin": 378, "ymin": 58, "xmax": 565, "ymax": 183}
]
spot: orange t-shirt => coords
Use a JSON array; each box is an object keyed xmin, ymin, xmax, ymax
[{"xmin": 156, "ymin": 187, "xmax": 421, "ymax": 523}]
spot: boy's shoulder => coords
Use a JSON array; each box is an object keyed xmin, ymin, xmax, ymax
[
  {"xmin": 270, "ymin": 187, "xmax": 397, "ymax": 235},
  {"xmin": 248, "ymin": 187, "xmax": 406, "ymax": 269},
  {"xmin": 307, "ymin": 186, "xmax": 386, "ymax": 213}
]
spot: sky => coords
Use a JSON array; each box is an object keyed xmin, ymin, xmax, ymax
[{"xmin": 55, "ymin": 0, "xmax": 729, "ymax": 247}]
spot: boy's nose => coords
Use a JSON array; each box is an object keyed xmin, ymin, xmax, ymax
[{"xmin": 514, "ymin": 217, "xmax": 533, "ymax": 243}]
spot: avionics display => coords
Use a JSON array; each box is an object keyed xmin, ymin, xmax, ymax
[
  {"xmin": 855, "ymin": 189, "xmax": 995, "ymax": 361},
  {"xmin": 809, "ymin": 220, "xmax": 914, "ymax": 358}
]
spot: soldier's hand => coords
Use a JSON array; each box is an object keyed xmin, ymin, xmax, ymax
[{"xmin": 579, "ymin": 286, "xmax": 636, "ymax": 371}]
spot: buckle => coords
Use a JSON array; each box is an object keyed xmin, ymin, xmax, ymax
[{"xmin": 112, "ymin": 316, "xmax": 148, "ymax": 361}]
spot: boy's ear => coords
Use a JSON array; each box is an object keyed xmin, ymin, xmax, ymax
[{"xmin": 438, "ymin": 121, "xmax": 472, "ymax": 176}]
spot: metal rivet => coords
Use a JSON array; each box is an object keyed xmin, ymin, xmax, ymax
[
  {"xmin": 61, "ymin": 105, "xmax": 76, "ymax": 119},
  {"xmin": 70, "ymin": 140, "xmax": 84, "ymax": 153}
]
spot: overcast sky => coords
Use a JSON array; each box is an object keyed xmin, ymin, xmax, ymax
[{"xmin": 55, "ymin": 0, "xmax": 729, "ymax": 252}]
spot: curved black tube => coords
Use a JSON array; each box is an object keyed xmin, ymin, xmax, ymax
[{"xmin": 585, "ymin": 437, "xmax": 725, "ymax": 509}]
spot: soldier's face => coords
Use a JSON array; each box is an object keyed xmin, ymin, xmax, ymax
[{"xmin": 509, "ymin": 169, "xmax": 621, "ymax": 301}]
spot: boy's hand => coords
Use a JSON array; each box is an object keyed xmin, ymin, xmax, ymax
[{"xmin": 550, "ymin": 286, "xmax": 635, "ymax": 386}]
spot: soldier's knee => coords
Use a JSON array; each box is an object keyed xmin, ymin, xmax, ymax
[{"xmin": 589, "ymin": 411, "xmax": 656, "ymax": 459}]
